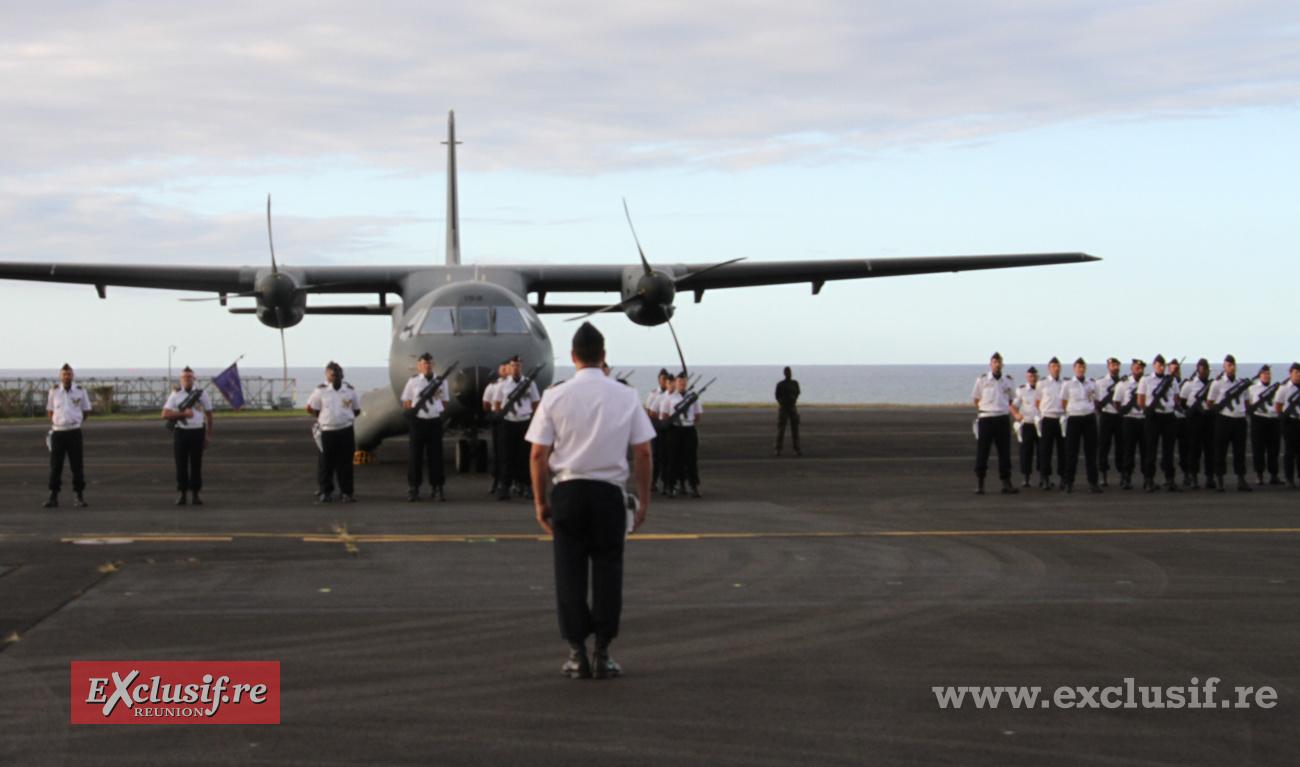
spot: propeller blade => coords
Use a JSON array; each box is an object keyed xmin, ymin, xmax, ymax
[
  {"xmin": 622, "ymin": 198, "xmax": 654, "ymax": 277},
  {"xmin": 674, "ymin": 257, "xmax": 747, "ymax": 284},
  {"xmin": 564, "ymin": 294, "xmax": 640, "ymax": 322},
  {"xmin": 267, "ymin": 194, "xmax": 278, "ymax": 274},
  {"xmin": 665, "ymin": 310, "xmax": 688, "ymax": 376}
]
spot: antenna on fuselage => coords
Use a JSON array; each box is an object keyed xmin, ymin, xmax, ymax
[{"xmin": 442, "ymin": 110, "xmax": 462, "ymax": 266}]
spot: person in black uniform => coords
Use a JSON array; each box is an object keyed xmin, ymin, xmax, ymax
[
  {"xmin": 774, "ymin": 366, "xmax": 802, "ymax": 456},
  {"xmin": 45, "ymin": 363, "xmax": 93, "ymax": 508},
  {"xmin": 402, "ymin": 352, "xmax": 449, "ymax": 502},
  {"xmin": 527, "ymin": 322, "xmax": 655, "ymax": 679},
  {"xmin": 162, "ymin": 366, "xmax": 214, "ymax": 506}
]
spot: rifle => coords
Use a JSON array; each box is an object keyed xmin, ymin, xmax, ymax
[
  {"xmin": 1281, "ymin": 389, "xmax": 1300, "ymax": 420},
  {"xmin": 667, "ymin": 378, "xmax": 716, "ymax": 426},
  {"xmin": 1184, "ymin": 377, "xmax": 1213, "ymax": 414},
  {"xmin": 1247, "ymin": 382, "xmax": 1281, "ymax": 415},
  {"xmin": 1208, "ymin": 376, "xmax": 1257, "ymax": 415},
  {"xmin": 1116, "ymin": 377, "xmax": 1141, "ymax": 416},
  {"xmin": 406, "ymin": 360, "xmax": 459, "ymax": 420},
  {"xmin": 1096, "ymin": 376, "xmax": 1121, "ymax": 412},
  {"xmin": 1143, "ymin": 374, "xmax": 1179, "ymax": 415},
  {"xmin": 493, "ymin": 363, "xmax": 545, "ymax": 423},
  {"xmin": 165, "ymin": 386, "xmax": 207, "ymax": 432},
  {"xmin": 615, "ymin": 369, "xmax": 635, "ymax": 385}
]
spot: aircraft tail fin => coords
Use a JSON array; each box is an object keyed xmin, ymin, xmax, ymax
[{"xmin": 443, "ymin": 110, "xmax": 462, "ymax": 266}]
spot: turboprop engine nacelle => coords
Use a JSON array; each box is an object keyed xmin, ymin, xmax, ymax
[
  {"xmin": 254, "ymin": 270, "xmax": 306, "ymax": 329},
  {"xmin": 621, "ymin": 266, "xmax": 677, "ymax": 327}
]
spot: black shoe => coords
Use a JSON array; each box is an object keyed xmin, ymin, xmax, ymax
[
  {"xmin": 1256, "ymin": 474, "xmax": 1266, "ymax": 486},
  {"xmin": 318, "ymin": 492, "xmax": 333, "ymax": 503},
  {"xmin": 1100, "ymin": 472, "xmax": 1109, "ymax": 487},
  {"xmin": 1182, "ymin": 474, "xmax": 1192, "ymax": 488},
  {"xmin": 191, "ymin": 492, "xmax": 203, "ymax": 506},
  {"xmin": 340, "ymin": 494, "xmax": 356, "ymax": 503},
  {"xmin": 1001, "ymin": 480, "xmax": 1018, "ymax": 495},
  {"xmin": 1189, "ymin": 474, "xmax": 1200, "ymax": 490},
  {"xmin": 1204, "ymin": 476, "xmax": 1216, "ymax": 491},
  {"xmin": 773, "ymin": 448, "xmax": 781, "ymax": 457},
  {"xmin": 793, "ymin": 448, "xmax": 802, "ymax": 456},
  {"xmin": 523, "ymin": 487, "xmax": 534, "ymax": 500},
  {"xmin": 407, "ymin": 488, "xmax": 420, "ymax": 502},
  {"xmin": 1164, "ymin": 482, "xmax": 1181, "ymax": 493},
  {"xmin": 1237, "ymin": 477, "xmax": 1253, "ymax": 493},
  {"xmin": 176, "ymin": 492, "xmax": 188, "ymax": 506},
  {"xmin": 669, "ymin": 487, "xmax": 679, "ymax": 499},
  {"xmin": 1064, "ymin": 483, "xmax": 1073, "ymax": 494},
  {"xmin": 433, "ymin": 486, "xmax": 446, "ymax": 502},
  {"xmin": 1089, "ymin": 483, "xmax": 1104, "ymax": 494},
  {"xmin": 42, "ymin": 492, "xmax": 58, "ymax": 509},
  {"xmin": 593, "ymin": 637, "xmax": 621, "ymax": 679},
  {"xmin": 1145, "ymin": 479, "xmax": 1157, "ymax": 493},
  {"xmin": 497, "ymin": 492, "xmax": 511, "ymax": 501},
  {"xmin": 650, "ymin": 482, "xmax": 660, "ymax": 493},
  {"xmin": 690, "ymin": 486, "xmax": 703, "ymax": 498},
  {"xmin": 73, "ymin": 492, "xmax": 88, "ymax": 508},
  {"xmin": 1021, "ymin": 476, "xmax": 1031, "ymax": 488},
  {"xmin": 562, "ymin": 641, "xmax": 591, "ymax": 679},
  {"xmin": 1216, "ymin": 477, "xmax": 1227, "ymax": 493},
  {"xmin": 975, "ymin": 478, "xmax": 985, "ymax": 495},
  {"xmin": 1269, "ymin": 475, "xmax": 1284, "ymax": 486}
]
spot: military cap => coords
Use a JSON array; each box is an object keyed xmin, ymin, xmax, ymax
[
  {"xmin": 1259, "ymin": 364, "xmax": 1271, "ymax": 373},
  {"xmin": 1153, "ymin": 354, "xmax": 1166, "ymax": 364},
  {"xmin": 571, "ymin": 322, "xmax": 604, "ymax": 353},
  {"xmin": 1026, "ymin": 366, "xmax": 1038, "ymax": 374},
  {"xmin": 1197, "ymin": 358, "xmax": 1210, "ymax": 369},
  {"xmin": 1048, "ymin": 356, "xmax": 1060, "ymax": 365},
  {"xmin": 418, "ymin": 352, "xmax": 433, "ymax": 362},
  {"xmin": 659, "ymin": 368, "xmax": 671, "ymax": 378},
  {"xmin": 182, "ymin": 365, "xmax": 194, "ymax": 373},
  {"xmin": 326, "ymin": 360, "xmax": 343, "ymax": 375},
  {"xmin": 1291, "ymin": 362, "xmax": 1300, "ymax": 373},
  {"xmin": 60, "ymin": 363, "xmax": 72, "ymax": 371},
  {"xmin": 990, "ymin": 351, "xmax": 1003, "ymax": 362},
  {"xmin": 1132, "ymin": 358, "xmax": 1146, "ymax": 367},
  {"xmin": 1107, "ymin": 357, "xmax": 1120, "ymax": 365},
  {"xmin": 1224, "ymin": 354, "xmax": 1236, "ymax": 364},
  {"xmin": 1073, "ymin": 357, "xmax": 1086, "ymax": 366},
  {"xmin": 676, "ymin": 371, "xmax": 688, "ymax": 379}
]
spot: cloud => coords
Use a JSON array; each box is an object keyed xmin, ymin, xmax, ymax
[{"xmin": 0, "ymin": 0, "xmax": 1295, "ymax": 176}]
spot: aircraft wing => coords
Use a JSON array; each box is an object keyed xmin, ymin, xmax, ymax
[
  {"xmin": 0, "ymin": 263, "xmax": 410, "ymax": 296},
  {"xmin": 518, "ymin": 252, "xmax": 1098, "ymax": 294}
]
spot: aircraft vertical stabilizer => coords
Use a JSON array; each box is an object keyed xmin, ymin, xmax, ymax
[{"xmin": 444, "ymin": 110, "xmax": 461, "ymax": 266}]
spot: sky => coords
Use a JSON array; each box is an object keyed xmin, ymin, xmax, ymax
[{"xmin": 2, "ymin": 0, "xmax": 1298, "ymax": 370}]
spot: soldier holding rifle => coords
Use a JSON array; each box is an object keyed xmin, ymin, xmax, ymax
[
  {"xmin": 1137, "ymin": 354, "xmax": 1182, "ymax": 493},
  {"xmin": 402, "ymin": 353, "xmax": 453, "ymax": 502},
  {"xmin": 1207, "ymin": 354, "xmax": 1254, "ymax": 493},
  {"xmin": 1274, "ymin": 363, "xmax": 1300, "ymax": 488},
  {"xmin": 162, "ymin": 366, "xmax": 213, "ymax": 506},
  {"xmin": 1246, "ymin": 365, "xmax": 1283, "ymax": 486}
]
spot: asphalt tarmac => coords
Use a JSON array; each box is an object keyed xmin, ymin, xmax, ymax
[{"xmin": 1, "ymin": 407, "xmax": 1297, "ymax": 766}]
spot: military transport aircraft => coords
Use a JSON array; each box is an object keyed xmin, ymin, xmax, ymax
[{"xmin": 0, "ymin": 111, "xmax": 1098, "ymax": 465}]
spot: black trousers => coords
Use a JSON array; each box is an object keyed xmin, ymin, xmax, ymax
[
  {"xmin": 1037, "ymin": 417, "xmax": 1064, "ymax": 479},
  {"xmin": 490, "ymin": 420, "xmax": 506, "ymax": 486},
  {"xmin": 407, "ymin": 417, "xmax": 445, "ymax": 489},
  {"xmin": 1214, "ymin": 415, "xmax": 1248, "ymax": 477},
  {"xmin": 1098, "ymin": 412, "xmax": 1123, "ymax": 474},
  {"xmin": 1187, "ymin": 411, "xmax": 1216, "ymax": 478},
  {"xmin": 48, "ymin": 428, "xmax": 86, "ymax": 493},
  {"xmin": 1250, "ymin": 415, "xmax": 1281, "ymax": 477},
  {"xmin": 1063, "ymin": 414, "xmax": 1099, "ymax": 486},
  {"xmin": 318, "ymin": 426, "xmax": 355, "ymax": 495},
  {"xmin": 1282, "ymin": 419, "xmax": 1300, "ymax": 482},
  {"xmin": 551, "ymin": 480, "xmax": 626, "ymax": 642},
  {"xmin": 1143, "ymin": 413, "xmax": 1178, "ymax": 481},
  {"xmin": 776, "ymin": 406, "xmax": 800, "ymax": 451},
  {"xmin": 650, "ymin": 423, "xmax": 665, "ymax": 485},
  {"xmin": 504, "ymin": 419, "xmax": 532, "ymax": 488},
  {"xmin": 172, "ymin": 427, "xmax": 205, "ymax": 492},
  {"xmin": 1175, "ymin": 417, "xmax": 1190, "ymax": 475},
  {"xmin": 1018, "ymin": 422, "xmax": 1039, "ymax": 478},
  {"xmin": 666, "ymin": 424, "xmax": 700, "ymax": 488},
  {"xmin": 975, "ymin": 415, "xmax": 1012, "ymax": 481},
  {"xmin": 1120, "ymin": 418, "xmax": 1147, "ymax": 477}
]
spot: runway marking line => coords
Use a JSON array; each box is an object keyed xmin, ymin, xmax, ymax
[{"xmin": 42, "ymin": 527, "xmax": 1300, "ymax": 546}]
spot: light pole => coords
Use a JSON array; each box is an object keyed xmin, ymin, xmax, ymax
[{"xmin": 168, "ymin": 345, "xmax": 178, "ymax": 381}]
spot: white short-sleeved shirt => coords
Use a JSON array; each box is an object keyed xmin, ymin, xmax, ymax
[
  {"xmin": 1180, "ymin": 376, "xmax": 1213, "ymax": 413},
  {"xmin": 1094, "ymin": 374, "xmax": 1122, "ymax": 415},
  {"xmin": 1208, "ymin": 375, "xmax": 1249, "ymax": 418},
  {"xmin": 401, "ymin": 374, "xmax": 448, "ymax": 419},
  {"xmin": 526, "ymin": 367, "xmax": 656, "ymax": 486},
  {"xmin": 658, "ymin": 390, "xmax": 704, "ymax": 426},
  {"xmin": 306, "ymin": 382, "xmax": 361, "ymax": 430},
  {"xmin": 1036, "ymin": 375, "xmax": 1064, "ymax": 418},
  {"xmin": 47, "ymin": 384, "xmax": 93, "ymax": 431},
  {"xmin": 495, "ymin": 377, "xmax": 541, "ymax": 421},
  {"xmin": 971, "ymin": 371, "xmax": 1014, "ymax": 417},
  {"xmin": 645, "ymin": 388, "xmax": 667, "ymax": 417},
  {"xmin": 1247, "ymin": 380, "xmax": 1281, "ymax": 420},
  {"xmin": 1012, "ymin": 384, "xmax": 1040, "ymax": 421},
  {"xmin": 1275, "ymin": 381, "xmax": 1300, "ymax": 419},
  {"xmin": 1060, "ymin": 377, "xmax": 1099, "ymax": 416},
  {"xmin": 1137, "ymin": 373, "xmax": 1179, "ymax": 415},
  {"xmin": 1114, "ymin": 375, "xmax": 1145, "ymax": 419},
  {"xmin": 163, "ymin": 387, "xmax": 213, "ymax": 429}
]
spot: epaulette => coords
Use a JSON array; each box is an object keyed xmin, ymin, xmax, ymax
[
  {"xmin": 545, "ymin": 380, "xmax": 567, "ymax": 390},
  {"xmin": 317, "ymin": 383, "xmax": 327, "ymax": 388}
]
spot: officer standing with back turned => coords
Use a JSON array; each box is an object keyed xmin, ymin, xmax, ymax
[{"xmin": 527, "ymin": 322, "xmax": 655, "ymax": 680}]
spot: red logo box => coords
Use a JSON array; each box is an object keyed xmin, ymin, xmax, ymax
[{"xmin": 71, "ymin": 661, "xmax": 280, "ymax": 724}]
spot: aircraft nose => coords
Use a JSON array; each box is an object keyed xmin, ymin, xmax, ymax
[{"xmin": 449, "ymin": 366, "xmax": 493, "ymax": 413}]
